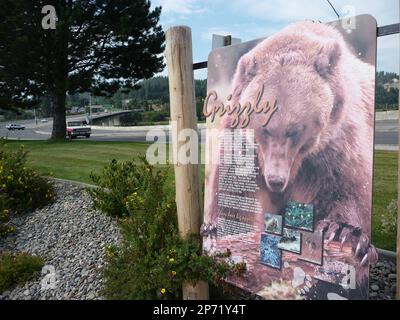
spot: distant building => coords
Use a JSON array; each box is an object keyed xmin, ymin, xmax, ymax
[
  {"xmin": 150, "ymin": 104, "xmax": 164, "ymax": 112},
  {"xmin": 122, "ymin": 99, "xmax": 133, "ymax": 108},
  {"xmin": 384, "ymin": 78, "xmax": 399, "ymax": 92},
  {"xmin": 70, "ymin": 106, "xmax": 84, "ymax": 114},
  {"xmin": 88, "ymin": 105, "xmax": 104, "ymax": 113}
]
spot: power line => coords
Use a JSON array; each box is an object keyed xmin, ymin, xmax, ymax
[{"xmin": 326, "ymin": 0, "xmax": 340, "ymax": 19}]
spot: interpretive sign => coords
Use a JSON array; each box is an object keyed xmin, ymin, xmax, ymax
[{"xmin": 202, "ymin": 15, "xmax": 377, "ymax": 300}]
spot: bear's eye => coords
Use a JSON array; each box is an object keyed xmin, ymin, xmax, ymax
[
  {"xmin": 286, "ymin": 130, "xmax": 299, "ymax": 138},
  {"xmin": 262, "ymin": 129, "xmax": 271, "ymax": 137}
]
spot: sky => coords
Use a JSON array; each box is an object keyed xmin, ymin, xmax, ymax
[{"xmin": 151, "ymin": 0, "xmax": 399, "ymax": 79}]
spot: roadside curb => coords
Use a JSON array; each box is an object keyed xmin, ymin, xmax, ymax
[
  {"xmin": 375, "ymin": 145, "xmax": 398, "ymax": 151},
  {"xmin": 375, "ymin": 110, "xmax": 399, "ymax": 121},
  {"xmin": 33, "ymin": 130, "xmax": 50, "ymax": 135},
  {"xmin": 90, "ymin": 123, "xmax": 208, "ymax": 131}
]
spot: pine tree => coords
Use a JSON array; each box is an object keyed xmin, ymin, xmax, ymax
[{"xmin": 0, "ymin": 0, "xmax": 164, "ymax": 139}]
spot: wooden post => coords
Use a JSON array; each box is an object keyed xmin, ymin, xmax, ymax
[
  {"xmin": 396, "ymin": 0, "xmax": 400, "ymax": 301},
  {"xmin": 165, "ymin": 26, "xmax": 209, "ymax": 300}
]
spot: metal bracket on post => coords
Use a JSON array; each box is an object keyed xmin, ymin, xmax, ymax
[{"xmin": 378, "ymin": 23, "xmax": 400, "ymax": 37}]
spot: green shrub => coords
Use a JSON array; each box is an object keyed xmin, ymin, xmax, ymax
[
  {"xmin": 0, "ymin": 139, "xmax": 55, "ymax": 213},
  {"xmin": 0, "ymin": 252, "xmax": 44, "ymax": 292},
  {"xmin": 88, "ymin": 157, "xmax": 169, "ymax": 218},
  {"xmin": 96, "ymin": 158, "xmax": 243, "ymax": 300},
  {"xmin": 142, "ymin": 111, "xmax": 169, "ymax": 123},
  {"xmin": 0, "ymin": 195, "xmax": 15, "ymax": 238}
]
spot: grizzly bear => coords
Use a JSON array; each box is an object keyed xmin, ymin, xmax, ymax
[{"xmin": 203, "ymin": 20, "xmax": 377, "ymax": 290}]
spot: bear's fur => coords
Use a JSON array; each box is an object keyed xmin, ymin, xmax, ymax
[{"xmin": 204, "ymin": 21, "xmax": 377, "ymax": 287}]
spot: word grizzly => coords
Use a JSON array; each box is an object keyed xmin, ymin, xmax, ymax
[{"xmin": 203, "ymin": 84, "xmax": 278, "ymax": 129}]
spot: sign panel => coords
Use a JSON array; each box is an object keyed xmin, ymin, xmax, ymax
[{"xmin": 202, "ymin": 15, "xmax": 377, "ymax": 300}]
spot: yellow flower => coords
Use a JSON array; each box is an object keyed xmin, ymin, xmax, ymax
[
  {"xmin": 160, "ymin": 288, "xmax": 166, "ymax": 295},
  {"xmin": 171, "ymin": 271, "xmax": 177, "ymax": 277},
  {"xmin": 169, "ymin": 258, "xmax": 174, "ymax": 264}
]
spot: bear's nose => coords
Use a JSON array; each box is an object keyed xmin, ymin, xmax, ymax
[{"xmin": 267, "ymin": 175, "xmax": 286, "ymax": 192}]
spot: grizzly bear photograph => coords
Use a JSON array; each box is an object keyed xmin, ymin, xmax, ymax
[{"xmin": 202, "ymin": 15, "xmax": 378, "ymax": 300}]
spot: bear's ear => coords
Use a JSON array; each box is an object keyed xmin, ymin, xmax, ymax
[
  {"xmin": 231, "ymin": 54, "xmax": 257, "ymax": 99},
  {"xmin": 314, "ymin": 41, "xmax": 341, "ymax": 78}
]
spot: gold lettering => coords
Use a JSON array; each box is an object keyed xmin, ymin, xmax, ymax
[{"xmin": 203, "ymin": 84, "xmax": 278, "ymax": 128}]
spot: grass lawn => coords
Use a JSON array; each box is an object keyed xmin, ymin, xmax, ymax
[
  {"xmin": 5, "ymin": 140, "xmax": 150, "ymax": 184},
  {"xmin": 4, "ymin": 140, "xmax": 397, "ymax": 251},
  {"xmin": 372, "ymin": 151, "xmax": 397, "ymax": 251}
]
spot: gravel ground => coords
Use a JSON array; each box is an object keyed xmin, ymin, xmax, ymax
[
  {"xmin": 0, "ymin": 180, "xmax": 397, "ymax": 300},
  {"xmin": 0, "ymin": 181, "xmax": 120, "ymax": 300},
  {"xmin": 369, "ymin": 260, "xmax": 397, "ymax": 300}
]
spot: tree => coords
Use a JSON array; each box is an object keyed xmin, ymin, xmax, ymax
[{"xmin": 0, "ymin": 0, "xmax": 164, "ymax": 139}]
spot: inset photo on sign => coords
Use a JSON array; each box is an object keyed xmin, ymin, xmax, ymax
[
  {"xmin": 277, "ymin": 228, "xmax": 301, "ymax": 254},
  {"xmin": 299, "ymin": 231, "xmax": 324, "ymax": 265},
  {"xmin": 284, "ymin": 202, "xmax": 314, "ymax": 232},
  {"xmin": 264, "ymin": 213, "xmax": 283, "ymax": 235},
  {"xmin": 260, "ymin": 233, "xmax": 282, "ymax": 269},
  {"xmin": 313, "ymin": 261, "xmax": 356, "ymax": 290}
]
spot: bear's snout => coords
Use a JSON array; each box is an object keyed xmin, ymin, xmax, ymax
[{"xmin": 267, "ymin": 175, "xmax": 286, "ymax": 193}]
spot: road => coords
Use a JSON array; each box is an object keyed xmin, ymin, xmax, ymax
[
  {"xmin": 374, "ymin": 119, "xmax": 398, "ymax": 146},
  {"xmin": 0, "ymin": 118, "xmax": 398, "ymax": 146}
]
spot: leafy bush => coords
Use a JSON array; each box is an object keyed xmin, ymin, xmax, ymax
[
  {"xmin": 0, "ymin": 252, "xmax": 43, "ymax": 292},
  {"xmin": 93, "ymin": 158, "xmax": 244, "ymax": 299},
  {"xmin": 88, "ymin": 157, "xmax": 169, "ymax": 218},
  {"xmin": 381, "ymin": 199, "xmax": 397, "ymax": 234},
  {"xmin": 142, "ymin": 111, "xmax": 169, "ymax": 123},
  {"xmin": 0, "ymin": 139, "xmax": 54, "ymax": 213},
  {"xmin": 120, "ymin": 112, "xmax": 143, "ymax": 126},
  {"xmin": 0, "ymin": 195, "xmax": 15, "ymax": 238}
]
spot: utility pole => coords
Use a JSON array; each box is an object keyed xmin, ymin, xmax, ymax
[
  {"xmin": 88, "ymin": 92, "xmax": 92, "ymax": 124},
  {"xmin": 34, "ymin": 107, "xmax": 37, "ymax": 126}
]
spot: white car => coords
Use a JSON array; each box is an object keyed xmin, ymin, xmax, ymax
[
  {"xmin": 41, "ymin": 119, "xmax": 48, "ymax": 123},
  {"xmin": 66, "ymin": 121, "xmax": 91, "ymax": 139},
  {"xmin": 6, "ymin": 123, "xmax": 25, "ymax": 130}
]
